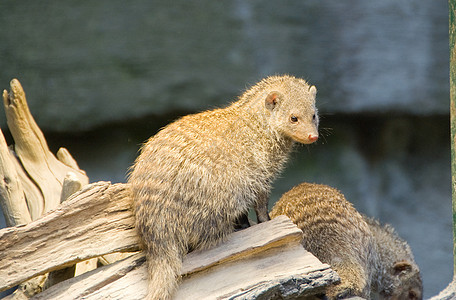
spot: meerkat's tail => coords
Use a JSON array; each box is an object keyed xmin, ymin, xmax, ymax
[{"xmin": 144, "ymin": 246, "xmax": 182, "ymax": 300}]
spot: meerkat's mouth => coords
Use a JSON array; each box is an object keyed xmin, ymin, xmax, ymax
[{"xmin": 292, "ymin": 133, "xmax": 318, "ymax": 144}]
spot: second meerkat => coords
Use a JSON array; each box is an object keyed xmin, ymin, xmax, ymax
[
  {"xmin": 128, "ymin": 75, "xmax": 319, "ymax": 299},
  {"xmin": 271, "ymin": 183, "xmax": 422, "ymax": 300}
]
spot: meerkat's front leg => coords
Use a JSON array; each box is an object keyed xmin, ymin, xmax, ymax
[{"xmin": 254, "ymin": 192, "xmax": 271, "ymax": 223}]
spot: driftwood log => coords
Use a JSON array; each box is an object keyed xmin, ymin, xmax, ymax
[
  {"xmin": 0, "ymin": 181, "xmax": 338, "ymax": 299},
  {"xmin": 1, "ymin": 79, "xmax": 88, "ymax": 225},
  {"xmin": 0, "ymin": 79, "xmax": 340, "ymax": 299}
]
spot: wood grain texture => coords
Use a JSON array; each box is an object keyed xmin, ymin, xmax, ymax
[
  {"xmin": 28, "ymin": 213, "xmax": 337, "ymax": 300},
  {"xmin": 1, "ymin": 79, "xmax": 89, "ymax": 226},
  {"xmin": 182, "ymin": 215, "xmax": 303, "ymax": 275},
  {"xmin": 0, "ymin": 180, "xmax": 338, "ymax": 298},
  {"xmin": 175, "ymin": 243, "xmax": 335, "ymax": 300},
  {"xmin": 0, "ymin": 182, "xmax": 140, "ymax": 291},
  {"xmin": 0, "ymin": 128, "xmax": 31, "ymax": 226},
  {"xmin": 2, "ymin": 79, "xmax": 88, "ymax": 213},
  {"xmin": 32, "ymin": 253, "xmax": 147, "ymax": 300},
  {"xmin": 60, "ymin": 172, "xmax": 83, "ymax": 203},
  {"xmin": 1, "ymin": 79, "xmax": 92, "ymax": 298}
]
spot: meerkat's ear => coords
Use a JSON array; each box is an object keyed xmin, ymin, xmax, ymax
[
  {"xmin": 393, "ymin": 260, "xmax": 413, "ymax": 275},
  {"xmin": 265, "ymin": 91, "xmax": 281, "ymax": 111},
  {"xmin": 309, "ymin": 85, "xmax": 317, "ymax": 98}
]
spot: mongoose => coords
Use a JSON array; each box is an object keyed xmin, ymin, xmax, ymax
[
  {"xmin": 365, "ymin": 217, "xmax": 422, "ymax": 300},
  {"xmin": 128, "ymin": 75, "xmax": 319, "ymax": 299},
  {"xmin": 270, "ymin": 182, "xmax": 376, "ymax": 299},
  {"xmin": 270, "ymin": 183, "xmax": 422, "ymax": 300}
]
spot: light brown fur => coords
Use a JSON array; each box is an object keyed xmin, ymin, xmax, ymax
[
  {"xmin": 270, "ymin": 183, "xmax": 422, "ymax": 300},
  {"xmin": 128, "ymin": 75, "xmax": 319, "ymax": 299}
]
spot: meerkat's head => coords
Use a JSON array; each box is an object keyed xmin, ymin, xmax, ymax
[{"xmin": 263, "ymin": 77, "xmax": 319, "ymax": 144}]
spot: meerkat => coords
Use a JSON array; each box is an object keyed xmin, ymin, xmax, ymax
[
  {"xmin": 270, "ymin": 183, "xmax": 422, "ymax": 300},
  {"xmin": 128, "ymin": 75, "xmax": 319, "ymax": 299}
]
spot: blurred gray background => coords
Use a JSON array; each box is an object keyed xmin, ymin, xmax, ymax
[{"xmin": 0, "ymin": 1, "xmax": 451, "ymax": 298}]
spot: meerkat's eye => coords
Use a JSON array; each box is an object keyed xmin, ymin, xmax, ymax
[
  {"xmin": 312, "ymin": 114, "xmax": 316, "ymax": 120},
  {"xmin": 290, "ymin": 116, "xmax": 298, "ymax": 123}
]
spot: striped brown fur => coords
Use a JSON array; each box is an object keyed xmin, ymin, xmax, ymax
[{"xmin": 271, "ymin": 183, "xmax": 422, "ymax": 300}]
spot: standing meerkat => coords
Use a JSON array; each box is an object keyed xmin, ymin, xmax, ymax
[
  {"xmin": 270, "ymin": 183, "xmax": 422, "ymax": 300},
  {"xmin": 128, "ymin": 75, "xmax": 319, "ymax": 299}
]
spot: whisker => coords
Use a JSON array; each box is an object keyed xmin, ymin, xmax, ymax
[{"xmin": 317, "ymin": 127, "xmax": 333, "ymax": 145}]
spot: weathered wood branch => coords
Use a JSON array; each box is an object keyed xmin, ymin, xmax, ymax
[
  {"xmin": 31, "ymin": 253, "xmax": 147, "ymax": 300},
  {"xmin": 0, "ymin": 79, "xmax": 92, "ymax": 297},
  {"xmin": 2, "ymin": 79, "xmax": 88, "ymax": 215},
  {"xmin": 0, "ymin": 181, "xmax": 339, "ymax": 299},
  {"xmin": 36, "ymin": 243, "xmax": 337, "ymax": 300},
  {"xmin": 175, "ymin": 240, "xmax": 336, "ymax": 300},
  {"xmin": 182, "ymin": 214, "xmax": 303, "ymax": 275},
  {"xmin": 0, "ymin": 128, "xmax": 31, "ymax": 226},
  {"xmin": 0, "ymin": 181, "xmax": 140, "ymax": 291},
  {"xmin": 60, "ymin": 172, "xmax": 83, "ymax": 203}
]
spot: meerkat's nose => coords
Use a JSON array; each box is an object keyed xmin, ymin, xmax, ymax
[{"xmin": 308, "ymin": 134, "xmax": 318, "ymax": 142}]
